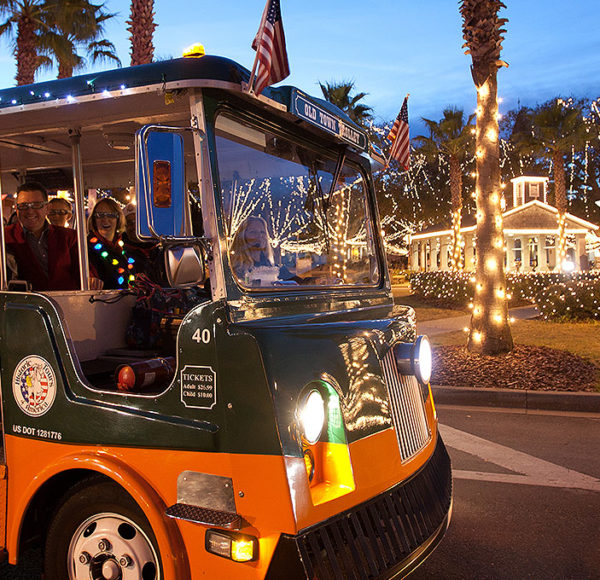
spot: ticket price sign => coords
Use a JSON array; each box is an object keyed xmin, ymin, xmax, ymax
[{"xmin": 180, "ymin": 365, "xmax": 217, "ymax": 409}]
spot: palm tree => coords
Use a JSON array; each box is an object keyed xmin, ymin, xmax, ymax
[
  {"xmin": 460, "ymin": 0, "xmax": 513, "ymax": 355},
  {"xmin": 0, "ymin": 0, "xmax": 47, "ymax": 85},
  {"xmin": 0, "ymin": 0, "xmax": 118, "ymax": 85},
  {"xmin": 40, "ymin": 0, "xmax": 120, "ymax": 78},
  {"xmin": 514, "ymin": 99, "xmax": 592, "ymax": 269},
  {"xmin": 127, "ymin": 0, "xmax": 156, "ymax": 66},
  {"xmin": 414, "ymin": 108, "xmax": 475, "ymax": 270},
  {"xmin": 319, "ymin": 80, "xmax": 373, "ymax": 126}
]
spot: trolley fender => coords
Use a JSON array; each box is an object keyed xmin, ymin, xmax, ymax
[{"xmin": 8, "ymin": 450, "xmax": 190, "ymax": 580}]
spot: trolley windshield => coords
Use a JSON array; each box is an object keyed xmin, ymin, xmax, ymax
[{"xmin": 215, "ymin": 115, "xmax": 380, "ymax": 290}]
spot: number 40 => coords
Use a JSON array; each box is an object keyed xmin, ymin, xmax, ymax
[{"xmin": 192, "ymin": 328, "xmax": 212, "ymax": 344}]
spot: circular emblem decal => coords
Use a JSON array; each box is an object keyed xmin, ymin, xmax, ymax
[{"xmin": 12, "ymin": 356, "xmax": 57, "ymax": 417}]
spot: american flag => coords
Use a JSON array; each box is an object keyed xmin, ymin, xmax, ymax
[
  {"xmin": 387, "ymin": 96, "xmax": 410, "ymax": 170},
  {"xmin": 251, "ymin": 0, "xmax": 290, "ymax": 95}
]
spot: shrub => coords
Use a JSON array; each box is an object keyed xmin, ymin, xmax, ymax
[
  {"xmin": 536, "ymin": 278, "xmax": 600, "ymax": 321},
  {"xmin": 409, "ymin": 271, "xmax": 600, "ymax": 315},
  {"xmin": 409, "ymin": 272, "xmax": 473, "ymax": 307}
]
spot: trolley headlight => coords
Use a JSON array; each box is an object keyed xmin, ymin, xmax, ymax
[
  {"xmin": 299, "ymin": 389, "xmax": 326, "ymax": 444},
  {"xmin": 394, "ymin": 335, "xmax": 433, "ymax": 387}
]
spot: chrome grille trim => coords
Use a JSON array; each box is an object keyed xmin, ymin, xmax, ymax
[
  {"xmin": 381, "ymin": 349, "xmax": 431, "ymax": 462},
  {"xmin": 287, "ymin": 437, "xmax": 453, "ymax": 580}
]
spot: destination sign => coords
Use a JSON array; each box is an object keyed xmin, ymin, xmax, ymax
[{"xmin": 291, "ymin": 90, "xmax": 367, "ymax": 151}]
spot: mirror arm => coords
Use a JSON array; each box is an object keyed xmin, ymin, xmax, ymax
[{"xmin": 158, "ymin": 236, "xmax": 213, "ymax": 260}]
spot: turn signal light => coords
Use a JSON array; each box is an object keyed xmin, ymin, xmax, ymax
[{"xmin": 205, "ymin": 529, "xmax": 258, "ymax": 563}]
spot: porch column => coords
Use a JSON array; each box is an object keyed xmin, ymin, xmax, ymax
[
  {"xmin": 441, "ymin": 236, "xmax": 449, "ymax": 270},
  {"xmin": 539, "ymin": 236, "xmax": 548, "ymax": 272},
  {"xmin": 577, "ymin": 235, "xmax": 587, "ymax": 270},
  {"xmin": 506, "ymin": 235, "xmax": 514, "ymax": 272}
]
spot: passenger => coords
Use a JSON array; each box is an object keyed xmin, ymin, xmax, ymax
[
  {"xmin": 4, "ymin": 181, "xmax": 100, "ymax": 291},
  {"xmin": 88, "ymin": 197, "xmax": 136, "ymax": 289},
  {"xmin": 47, "ymin": 197, "xmax": 73, "ymax": 228},
  {"xmin": 121, "ymin": 202, "xmax": 157, "ymax": 270},
  {"xmin": 2, "ymin": 194, "xmax": 15, "ymax": 225},
  {"xmin": 230, "ymin": 216, "xmax": 296, "ymax": 285}
]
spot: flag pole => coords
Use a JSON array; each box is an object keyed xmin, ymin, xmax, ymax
[{"xmin": 245, "ymin": 0, "xmax": 270, "ymax": 93}]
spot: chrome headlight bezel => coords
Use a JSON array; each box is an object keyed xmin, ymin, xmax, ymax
[{"xmin": 393, "ymin": 334, "xmax": 433, "ymax": 388}]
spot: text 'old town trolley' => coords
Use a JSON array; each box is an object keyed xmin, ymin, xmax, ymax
[{"xmin": 0, "ymin": 48, "xmax": 452, "ymax": 579}]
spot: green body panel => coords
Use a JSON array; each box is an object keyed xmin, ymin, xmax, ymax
[
  {"xmin": 0, "ymin": 292, "xmax": 281, "ymax": 455},
  {"xmin": 0, "ymin": 289, "xmax": 414, "ymax": 458},
  {"xmin": 233, "ymin": 308, "xmax": 415, "ymax": 457}
]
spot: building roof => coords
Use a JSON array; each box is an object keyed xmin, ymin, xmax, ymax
[{"xmin": 411, "ymin": 198, "xmax": 598, "ymax": 240}]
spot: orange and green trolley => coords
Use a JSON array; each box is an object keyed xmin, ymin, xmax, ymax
[{"xmin": 0, "ymin": 52, "xmax": 451, "ymax": 579}]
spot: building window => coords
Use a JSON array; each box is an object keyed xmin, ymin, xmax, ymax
[
  {"xmin": 513, "ymin": 238, "xmax": 522, "ymax": 264},
  {"xmin": 517, "ymin": 183, "xmax": 525, "ymax": 205},
  {"xmin": 530, "ymin": 183, "xmax": 539, "ymax": 199}
]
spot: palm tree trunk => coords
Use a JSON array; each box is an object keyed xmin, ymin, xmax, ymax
[
  {"xmin": 57, "ymin": 62, "xmax": 73, "ymax": 79},
  {"xmin": 553, "ymin": 150, "xmax": 567, "ymax": 269},
  {"xmin": 467, "ymin": 75, "xmax": 513, "ymax": 354},
  {"xmin": 128, "ymin": 0, "xmax": 156, "ymax": 66},
  {"xmin": 15, "ymin": 14, "xmax": 37, "ymax": 85},
  {"xmin": 449, "ymin": 155, "xmax": 463, "ymax": 270}
]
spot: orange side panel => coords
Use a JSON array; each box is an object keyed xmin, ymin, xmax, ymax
[
  {"xmin": 0, "ymin": 465, "xmax": 6, "ymax": 551},
  {"xmin": 2, "ymin": 436, "xmax": 297, "ymax": 578},
  {"xmin": 2, "ymin": 399, "xmax": 439, "ymax": 578}
]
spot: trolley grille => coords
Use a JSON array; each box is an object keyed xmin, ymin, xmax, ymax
[
  {"xmin": 294, "ymin": 438, "xmax": 452, "ymax": 580},
  {"xmin": 381, "ymin": 350, "xmax": 431, "ymax": 462}
]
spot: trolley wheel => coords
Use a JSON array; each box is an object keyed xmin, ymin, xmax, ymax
[{"xmin": 44, "ymin": 478, "xmax": 162, "ymax": 580}]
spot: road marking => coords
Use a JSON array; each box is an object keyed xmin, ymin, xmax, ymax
[{"xmin": 440, "ymin": 424, "xmax": 600, "ymax": 492}]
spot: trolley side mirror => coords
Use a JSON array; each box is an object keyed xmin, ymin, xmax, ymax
[
  {"xmin": 135, "ymin": 125, "xmax": 189, "ymax": 240},
  {"xmin": 164, "ymin": 244, "xmax": 206, "ymax": 288}
]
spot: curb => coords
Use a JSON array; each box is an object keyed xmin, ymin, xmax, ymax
[{"xmin": 431, "ymin": 385, "xmax": 600, "ymax": 413}]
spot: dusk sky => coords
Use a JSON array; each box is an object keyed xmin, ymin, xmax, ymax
[{"xmin": 1, "ymin": 0, "xmax": 599, "ymax": 132}]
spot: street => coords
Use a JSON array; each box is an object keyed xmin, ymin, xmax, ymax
[
  {"xmin": 2, "ymin": 406, "xmax": 599, "ymax": 579},
  {"xmin": 411, "ymin": 405, "xmax": 600, "ymax": 579}
]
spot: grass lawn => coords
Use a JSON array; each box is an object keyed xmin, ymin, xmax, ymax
[
  {"xmin": 432, "ymin": 319, "xmax": 600, "ymax": 367},
  {"xmin": 393, "ymin": 292, "xmax": 468, "ymax": 321}
]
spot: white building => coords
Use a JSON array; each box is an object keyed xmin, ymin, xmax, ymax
[{"xmin": 409, "ymin": 176, "xmax": 599, "ymax": 273}]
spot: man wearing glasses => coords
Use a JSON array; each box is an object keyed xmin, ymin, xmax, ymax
[{"xmin": 4, "ymin": 181, "xmax": 87, "ymax": 290}]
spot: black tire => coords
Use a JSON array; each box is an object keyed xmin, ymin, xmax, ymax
[{"xmin": 44, "ymin": 478, "xmax": 162, "ymax": 580}]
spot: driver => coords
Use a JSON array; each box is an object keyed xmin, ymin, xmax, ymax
[{"xmin": 229, "ymin": 216, "xmax": 296, "ymax": 286}]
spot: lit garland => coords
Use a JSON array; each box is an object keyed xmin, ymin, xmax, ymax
[{"xmin": 89, "ymin": 236, "xmax": 135, "ymax": 288}]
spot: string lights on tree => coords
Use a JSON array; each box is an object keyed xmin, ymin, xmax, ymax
[{"xmin": 460, "ymin": 0, "xmax": 514, "ymax": 355}]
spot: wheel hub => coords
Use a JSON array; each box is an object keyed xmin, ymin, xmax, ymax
[
  {"xmin": 101, "ymin": 558, "xmax": 121, "ymax": 580},
  {"xmin": 68, "ymin": 512, "xmax": 159, "ymax": 579}
]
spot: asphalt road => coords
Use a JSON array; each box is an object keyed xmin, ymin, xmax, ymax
[
  {"xmin": 411, "ymin": 405, "xmax": 600, "ymax": 579},
  {"xmin": 3, "ymin": 405, "xmax": 599, "ymax": 579}
]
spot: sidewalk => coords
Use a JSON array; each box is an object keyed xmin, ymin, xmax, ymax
[{"xmin": 417, "ymin": 304, "xmax": 539, "ymax": 336}]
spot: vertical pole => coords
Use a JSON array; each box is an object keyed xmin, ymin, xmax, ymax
[
  {"xmin": 0, "ymin": 154, "xmax": 7, "ymax": 290},
  {"xmin": 189, "ymin": 90, "xmax": 227, "ymax": 300},
  {"xmin": 69, "ymin": 130, "xmax": 90, "ymax": 291}
]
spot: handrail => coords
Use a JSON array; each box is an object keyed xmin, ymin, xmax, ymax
[
  {"xmin": 0, "ymin": 152, "xmax": 6, "ymax": 290},
  {"xmin": 69, "ymin": 130, "xmax": 90, "ymax": 291}
]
